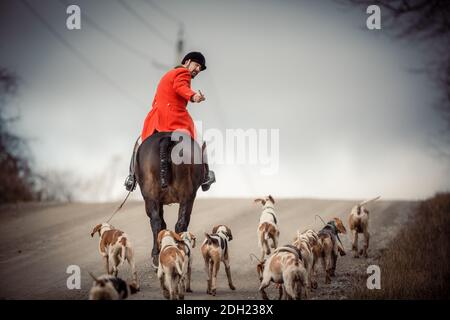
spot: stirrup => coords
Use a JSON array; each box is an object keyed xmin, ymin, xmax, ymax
[
  {"xmin": 124, "ymin": 175, "xmax": 136, "ymax": 191},
  {"xmin": 201, "ymin": 170, "xmax": 216, "ymax": 191}
]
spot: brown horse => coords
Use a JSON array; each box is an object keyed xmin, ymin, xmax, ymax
[{"xmin": 135, "ymin": 131, "xmax": 205, "ymax": 268}]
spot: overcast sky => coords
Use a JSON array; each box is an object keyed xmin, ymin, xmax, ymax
[{"xmin": 1, "ymin": 0, "xmax": 449, "ymax": 201}]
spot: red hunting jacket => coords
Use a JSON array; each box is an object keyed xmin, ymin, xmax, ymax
[{"xmin": 141, "ymin": 66, "xmax": 197, "ymax": 141}]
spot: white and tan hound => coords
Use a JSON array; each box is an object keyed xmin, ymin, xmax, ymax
[
  {"xmin": 90, "ymin": 223, "xmax": 139, "ymax": 290},
  {"xmin": 157, "ymin": 229, "xmax": 188, "ymax": 300},
  {"xmin": 349, "ymin": 196, "xmax": 380, "ymax": 258},
  {"xmin": 254, "ymin": 195, "xmax": 280, "ymax": 260},
  {"xmin": 201, "ymin": 225, "xmax": 236, "ymax": 296}
]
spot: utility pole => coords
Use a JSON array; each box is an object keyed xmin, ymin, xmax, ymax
[
  {"xmin": 176, "ymin": 23, "xmax": 185, "ymax": 65},
  {"xmin": 152, "ymin": 23, "xmax": 185, "ymax": 70}
]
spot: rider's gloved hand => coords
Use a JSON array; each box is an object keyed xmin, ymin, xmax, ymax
[{"xmin": 191, "ymin": 90, "xmax": 205, "ymax": 103}]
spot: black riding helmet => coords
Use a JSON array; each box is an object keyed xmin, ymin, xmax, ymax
[{"xmin": 182, "ymin": 52, "xmax": 207, "ymax": 71}]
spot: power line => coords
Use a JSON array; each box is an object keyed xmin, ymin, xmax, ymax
[
  {"xmin": 20, "ymin": 0, "xmax": 146, "ymax": 109},
  {"xmin": 141, "ymin": 0, "xmax": 182, "ymax": 25},
  {"xmin": 58, "ymin": 0, "xmax": 154, "ymax": 63},
  {"xmin": 116, "ymin": 0, "xmax": 173, "ymax": 47}
]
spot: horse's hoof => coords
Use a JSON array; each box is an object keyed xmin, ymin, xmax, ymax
[
  {"xmin": 229, "ymin": 284, "xmax": 236, "ymax": 290},
  {"xmin": 186, "ymin": 288, "xmax": 193, "ymax": 293}
]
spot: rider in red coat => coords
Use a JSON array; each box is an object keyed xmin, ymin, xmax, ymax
[
  {"xmin": 125, "ymin": 52, "xmax": 215, "ymax": 192},
  {"xmin": 141, "ymin": 66, "xmax": 199, "ymax": 140}
]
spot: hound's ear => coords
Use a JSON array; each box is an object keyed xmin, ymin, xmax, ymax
[
  {"xmin": 268, "ymin": 195, "xmax": 275, "ymax": 204},
  {"xmin": 334, "ymin": 218, "xmax": 347, "ymax": 234},
  {"xmin": 212, "ymin": 225, "xmax": 219, "ymax": 234},
  {"xmin": 157, "ymin": 230, "xmax": 166, "ymax": 249},
  {"xmin": 170, "ymin": 231, "xmax": 183, "ymax": 242},
  {"xmin": 90, "ymin": 224, "xmax": 102, "ymax": 238},
  {"xmin": 254, "ymin": 198, "xmax": 266, "ymax": 206},
  {"xmin": 225, "ymin": 226, "xmax": 233, "ymax": 241}
]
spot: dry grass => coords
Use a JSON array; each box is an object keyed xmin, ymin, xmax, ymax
[{"xmin": 351, "ymin": 193, "xmax": 450, "ymax": 299}]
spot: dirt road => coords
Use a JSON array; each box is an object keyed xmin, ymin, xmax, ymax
[{"xmin": 0, "ymin": 198, "xmax": 417, "ymax": 300}]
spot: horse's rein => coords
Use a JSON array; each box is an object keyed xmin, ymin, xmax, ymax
[{"xmin": 106, "ymin": 190, "xmax": 132, "ymax": 223}]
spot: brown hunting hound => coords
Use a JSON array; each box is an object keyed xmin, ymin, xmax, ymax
[
  {"xmin": 258, "ymin": 245, "xmax": 308, "ymax": 300},
  {"xmin": 293, "ymin": 231, "xmax": 317, "ymax": 290},
  {"xmin": 90, "ymin": 223, "xmax": 139, "ymax": 290},
  {"xmin": 317, "ymin": 218, "xmax": 347, "ymax": 284},
  {"xmin": 201, "ymin": 225, "xmax": 236, "ymax": 296},
  {"xmin": 348, "ymin": 196, "xmax": 380, "ymax": 258},
  {"xmin": 157, "ymin": 229, "xmax": 188, "ymax": 300},
  {"xmin": 178, "ymin": 231, "xmax": 196, "ymax": 292},
  {"xmin": 254, "ymin": 195, "xmax": 280, "ymax": 260}
]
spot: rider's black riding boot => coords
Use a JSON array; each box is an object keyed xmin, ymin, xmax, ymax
[
  {"xmin": 160, "ymin": 137, "xmax": 171, "ymax": 189},
  {"xmin": 124, "ymin": 146, "xmax": 137, "ymax": 192}
]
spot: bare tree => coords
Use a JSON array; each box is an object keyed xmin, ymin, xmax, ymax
[
  {"xmin": 0, "ymin": 68, "xmax": 37, "ymax": 204},
  {"xmin": 345, "ymin": 0, "xmax": 450, "ymax": 132},
  {"xmin": 35, "ymin": 170, "xmax": 78, "ymax": 202}
]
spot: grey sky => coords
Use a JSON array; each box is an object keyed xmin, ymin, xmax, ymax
[{"xmin": 1, "ymin": 0, "xmax": 449, "ymax": 201}]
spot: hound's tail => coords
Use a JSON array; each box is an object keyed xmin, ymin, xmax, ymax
[
  {"xmin": 359, "ymin": 196, "xmax": 381, "ymax": 206},
  {"xmin": 175, "ymin": 253, "xmax": 184, "ymax": 276},
  {"xmin": 119, "ymin": 238, "xmax": 127, "ymax": 267},
  {"xmin": 258, "ymin": 224, "xmax": 270, "ymax": 248}
]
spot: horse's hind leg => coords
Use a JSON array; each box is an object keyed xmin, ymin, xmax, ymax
[
  {"xmin": 145, "ymin": 198, "xmax": 165, "ymax": 268},
  {"xmin": 175, "ymin": 198, "xmax": 195, "ymax": 233}
]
